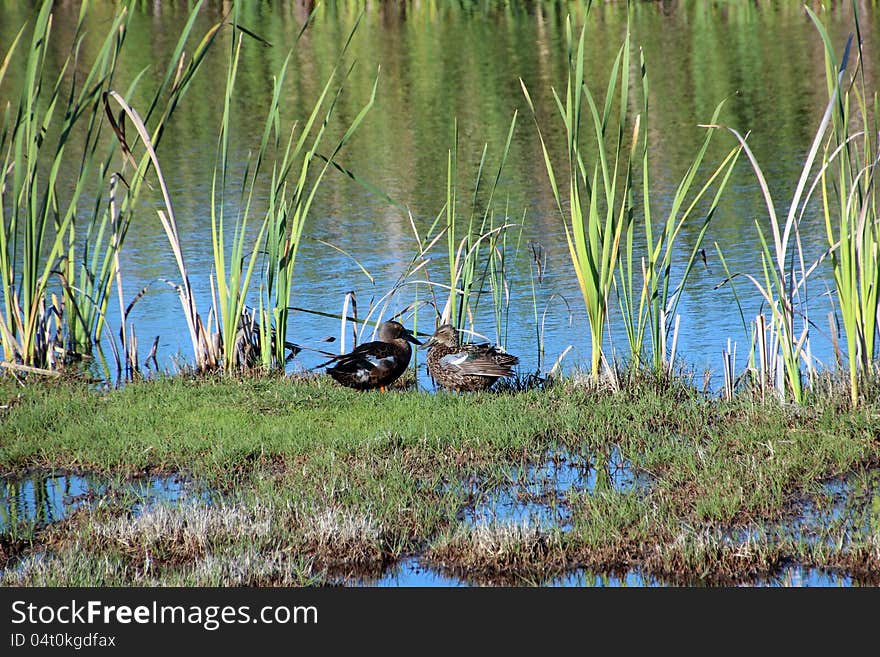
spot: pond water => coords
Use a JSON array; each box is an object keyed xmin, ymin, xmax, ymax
[
  {"xmin": 1, "ymin": 1, "xmax": 877, "ymax": 388},
  {"xmin": 362, "ymin": 463, "xmax": 879, "ymax": 587}
]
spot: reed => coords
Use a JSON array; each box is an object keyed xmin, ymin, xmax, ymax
[
  {"xmin": 522, "ymin": 9, "xmax": 635, "ymax": 380},
  {"xmin": 813, "ymin": 5, "xmax": 880, "ymax": 408},
  {"xmin": 94, "ymin": 2, "xmax": 223, "ymax": 378},
  {"xmin": 705, "ymin": 17, "xmax": 854, "ymax": 404},
  {"xmin": 208, "ymin": 18, "xmax": 271, "ymax": 374},
  {"xmin": 616, "ymin": 46, "xmax": 741, "ymax": 376},
  {"xmin": 433, "ymin": 114, "xmax": 519, "ymax": 342},
  {"xmin": 333, "ymin": 115, "xmax": 524, "ymax": 354},
  {"xmin": 485, "ymin": 204, "xmax": 527, "ymax": 350},
  {"xmin": 93, "ymin": 4, "xmax": 377, "ymax": 375},
  {"xmin": 257, "ymin": 33, "xmax": 379, "ymax": 372},
  {"xmin": 0, "ymin": 1, "xmax": 122, "ymax": 370},
  {"xmin": 0, "ymin": 0, "xmax": 224, "ymax": 378},
  {"xmin": 102, "ymin": 6, "xmax": 227, "ymax": 374}
]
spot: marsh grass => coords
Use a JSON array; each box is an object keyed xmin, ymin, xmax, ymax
[
  {"xmin": 522, "ymin": 6, "xmax": 742, "ymax": 384},
  {"xmin": 430, "ymin": 115, "xmax": 521, "ymax": 340},
  {"xmin": 617, "ymin": 69, "xmax": 742, "ymax": 375},
  {"xmin": 254, "ymin": 17, "xmax": 379, "ymax": 372},
  {"xmin": 706, "ymin": 11, "xmax": 859, "ymax": 405},
  {"xmin": 1, "ymin": 1, "xmax": 380, "ymax": 379},
  {"xmin": 311, "ymin": 111, "xmax": 528, "ymax": 373},
  {"xmin": 330, "ymin": 113, "xmax": 527, "ymax": 359},
  {"xmin": 127, "ymin": 5, "xmax": 380, "ymax": 375},
  {"xmin": 425, "ymin": 523, "xmax": 568, "ymax": 583},
  {"xmin": 1, "ymin": 503, "xmax": 332, "ymax": 586},
  {"xmin": 0, "ymin": 1, "xmax": 124, "ymax": 370},
  {"xmin": 0, "ymin": 376, "xmax": 878, "ymax": 585}
]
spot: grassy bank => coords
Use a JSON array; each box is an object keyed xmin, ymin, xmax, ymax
[{"xmin": 1, "ymin": 376, "xmax": 878, "ymax": 585}]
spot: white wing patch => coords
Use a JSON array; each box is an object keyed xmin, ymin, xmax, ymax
[
  {"xmin": 366, "ymin": 355, "xmax": 397, "ymax": 369},
  {"xmin": 439, "ymin": 352, "xmax": 469, "ymax": 370}
]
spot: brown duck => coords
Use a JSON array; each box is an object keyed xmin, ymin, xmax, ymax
[
  {"xmin": 321, "ymin": 320, "xmax": 421, "ymax": 391},
  {"xmin": 422, "ymin": 324, "xmax": 519, "ymax": 391}
]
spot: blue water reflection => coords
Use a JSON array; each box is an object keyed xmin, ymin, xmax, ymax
[
  {"xmin": 360, "ymin": 557, "xmax": 856, "ymax": 588},
  {"xmin": 0, "ymin": 472, "xmax": 207, "ymax": 532}
]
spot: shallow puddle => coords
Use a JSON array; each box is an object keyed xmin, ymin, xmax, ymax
[
  {"xmin": 793, "ymin": 469, "xmax": 880, "ymax": 539},
  {"xmin": 357, "ymin": 557, "xmax": 856, "ymax": 587},
  {"xmin": 729, "ymin": 467, "xmax": 880, "ymax": 549},
  {"xmin": 462, "ymin": 447, "xmax": 645, "ymax": 530},
  {"xmin": 548, "ymin": 566, "xmax": 856, "ymax": 587},
  {"xmin": 0, "ymin": 471, "xmax": 205, "ymax": 533},
  {"xmin": 2, "ymin": 464, "xmax": 875, "ymax": 587}
]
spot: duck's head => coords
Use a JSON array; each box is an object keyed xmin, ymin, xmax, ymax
[
  {"xmin": 420, "ymin": 323, "xmax": 458, "ymax": 350},
  {"xmin": 378, "ymin": 320, "xmax": 422, "ymax": 346}
]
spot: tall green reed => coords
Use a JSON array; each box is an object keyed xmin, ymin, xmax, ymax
[
  {"xmin": 522, "ymin": 10, "xmax": 635, "ymax": 380},
  {"xmin": 260, "ymin": 58, "xmax": 379, "ymax": 371},
  {"xmin": 321, "ymin": 113, "xmax": 524, "ymax": 363},
  {"xmin": 102, "ymin": 5, "xmax": 225, "ymax": 375},
  {"xmin": 208, "ymin": 8, "xmax": 378, "ymax": 373},
  {"xmin": 0, "ymin": 0, "xmax": 224, "ymax": 377},
  {"xmin": 617, "ymin": 47, "xmax": 742, "ymax": 376},
  {"xmin": 523, "ymin": 9, "xmax": 741, "ymax": 383},
  {"xmin": 432, "ymin": 114, "xmax": 519, "ymax": 343},
  {"xmin": 814, "ymin": 5, "xmax": 880, "ymax": 407},
  {"xmin": 707, "ymin": 14, "xmax": 854, "ymax": 404},
  {"xmin": 0, "ymin": 1, "xmax": 117, "ymax": 370},
  {"xmin": 90, "ymin": 2, "xmax": 222, "ymax": 378},
  {"xmin": 209, "ymin": 20, "xmax": 270, "ymax": 374}
]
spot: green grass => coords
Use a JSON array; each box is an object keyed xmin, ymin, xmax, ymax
[{"xmin": 1, "ymin": 375, "xmax": 878, "ymax": 585}]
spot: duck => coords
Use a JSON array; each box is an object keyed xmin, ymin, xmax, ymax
[
  {"xmin": 421, "ymin": 324, "xmax": 519, "ymax": 391},
  {"xmin": 320, "ymin": 320, "xmax": 421, "ymax": 391}
]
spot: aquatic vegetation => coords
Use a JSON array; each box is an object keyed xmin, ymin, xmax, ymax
[
  {"xmin": 522, "ymin": 11, "xmax": 634, "ymax": 381},
  {"xmin": 708, "ymin": 10, "xmax": 877, "ymax": 406},
  {"xmin": 435, "ymin": 115, "xmax": 520, "ymax": 337},
  {"xmin": 0, "ymin": 0, "xmax": 224, "ymax": 376},
  {"xmin": 208, "ymin": 7, "xmax": 378, "ymax": 374},
  {"xmin": 0, "ymin": 0, "xmax": 878, "ymax": 402},
  {"xmin": 617, "ymin": 69, "xmax": 741, "ymax": 376},
  {"xmin": 814, "ymin": 8, "xmax": 880, "ymax": 408}
]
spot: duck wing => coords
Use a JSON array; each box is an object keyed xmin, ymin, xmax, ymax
[
  {"xmin": 439, "ymin": 345, "xmax": 518, "ymax": 377},
  {"xmin": 325, "ymin": 340, "xmax": 409, "ymax": 386}
]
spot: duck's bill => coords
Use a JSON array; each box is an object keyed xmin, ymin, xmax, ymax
[{"xmin": 405, "ymin": 330, "xmax": 423, "ymax": 346}]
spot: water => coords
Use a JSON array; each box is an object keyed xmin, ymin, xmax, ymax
[
  {"xmin": 461, "ymin": 447, "xmax": 643, "ymax": 530},
  {"xmin": 782, "ymin": 469, "xmax": 880, "ymax": 546},
  {"xmin": 356, "ymin": 456, "xmax": 879, "ymax": 587},
  {"xmin": 363, "ymin": 558, "xmax": 858, "ymax": 587},
  {"xmin": 1, "ymin": 462, "xmax": 875, "ymax": 586},
  {"xmin": 0, "ymin": 471, "xmax": 205, "ymax": 532},
  {"xmin": 1, "ymin": 1, "xmax": 874, "ymax": 388}
]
